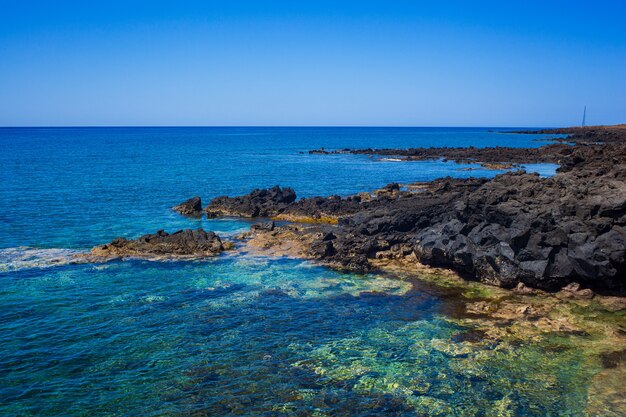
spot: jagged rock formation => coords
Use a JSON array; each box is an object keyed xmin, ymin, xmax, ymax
[
  {"xmin": 310, "ymin": 143, "xmax": 573, "ymax": 166},
  {"xmin": 172, "ymin": 196, "xmax": 202, "ymax": 215},
  {"xmin": 167, "ymin": 127, "xmax": 626, "ymax": 294},
  {"xmin": 212, "ymin": 144, "xmax": 626, "ymax": 294},
  {"xmin": 412, "ymin": 164, "xmax": 626, "ymax": 292},
  {"xmin": 90, "ymin": 229, "xmax": 225, "ymax": 259},
  {"xmin": 205, "ymin": 185, "xmax": 296, "ymax": 218}
]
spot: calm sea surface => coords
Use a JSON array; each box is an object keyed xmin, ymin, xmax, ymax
[{"xmin": 2, "ymin": 127, "xmax": 597, "ymax": 416}]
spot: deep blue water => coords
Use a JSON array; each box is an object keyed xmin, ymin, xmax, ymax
[
  {"xmin": 1, "ymin": 127, "xmax": 596, "ymax": 416},
  {"xmin": 0, "ymin": 127, "xmax": 557, "ymax": 249}
]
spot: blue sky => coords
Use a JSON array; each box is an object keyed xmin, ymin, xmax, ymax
[{"xmin": 0, "ymin": 1, "xmax": 624, "ymax": 127}]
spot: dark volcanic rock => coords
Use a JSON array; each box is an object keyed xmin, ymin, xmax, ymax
[
  {"xmin": 91, "ymin": 229, "xmax": 225, "ymax": 258},
  {"xmin": 198, "ymin": 126, "xmax": 626, "ymax": 294},
  {"xmin": 285, "ymin": 195, "xmax": 363, "ymax": 220},
  {"xmin": 513, "ymin": 124, "xmax": 626, "ymax": 145},
  {"xmin": 409, "ymin": 166, "xmax": 626, "ymax": 292},
  {"xmin": 308, "ymin": 144, "xmax": 573, "ymax": 166},
  {"xmin": 205, "ymin": 186, "xmax": 296, "ymax": 218},
  {"xmin": 251, "ymin": 221, "xmax": 275, "ymax": 232},
  {"xmin": 234, "ymin": 162, "xmax": 626, "ymax": 292},
  {"xmin": 172, "ymin": 196, "xmax": 203, "ymax": 215},
  {"xmin": 308, "ymin": 125, "xmax": 626, "ymax": 166}
]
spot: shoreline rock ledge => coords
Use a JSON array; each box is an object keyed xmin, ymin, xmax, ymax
[
  {"xmin": 190, "ymin": 136, "xmax": 626, "ymax": 294},
  {"xmin": 205, "ymin": 185, "xmax": 296, "ymax": 218},
  {"xmin": 89, "ymin": 228, "xmax": 225, "ymax": 259},
  {"xmin": 172, "ymin": 196, "xmax": 203, "ymax": 216}
]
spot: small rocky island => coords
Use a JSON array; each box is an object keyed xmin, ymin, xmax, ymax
[
  {"xmin": 93, "ymin": 125, "xmax": 626, "ymax": 296},
  {"xmin": 89, "ymin": 228, "xmax": 226, "ymax": 260}
]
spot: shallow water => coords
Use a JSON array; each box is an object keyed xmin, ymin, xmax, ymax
[
  {"xmin": 0, "ymin": 258, "xmax": 599, "ymax": 416},
  {"xmin": 2, "ymin": 127, "xmax": 610, "ymax": 416}
]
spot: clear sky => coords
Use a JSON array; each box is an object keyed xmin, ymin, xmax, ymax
[{"xmin": 0, "ymin": 1, "xmax": 624, "ymax": 127}]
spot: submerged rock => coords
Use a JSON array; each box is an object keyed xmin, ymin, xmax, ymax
[
  {"xmin": 172, "ymin": 196, "xmax": 203, "ymax": 216},
  {"xmin": 90, "ymin": 228, "xmax": 225, "ymax": 258}
]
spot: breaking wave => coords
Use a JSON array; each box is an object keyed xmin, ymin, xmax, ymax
[{"xmin": 0, "ymin": 247, "xmax": 83, "ymax": 272}]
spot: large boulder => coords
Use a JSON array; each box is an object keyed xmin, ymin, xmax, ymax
[{"xmin": 172, "ymin": 196, "xmax": 202, "ymax": 216}]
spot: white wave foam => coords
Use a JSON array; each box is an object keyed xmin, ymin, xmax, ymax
[
  {"xmin": 0, "ymin": 247, "xmax": 82, "ymax": 272},
  {"xmin": 218, "ymin": 228, "xmax": 250, "ymax": 238}
]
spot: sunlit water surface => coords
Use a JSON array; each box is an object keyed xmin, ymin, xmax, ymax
[{"xmin": 2, "ymin": 127, "xmax": 600, "ymax": 416}]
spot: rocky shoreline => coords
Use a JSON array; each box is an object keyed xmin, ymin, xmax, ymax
[
  {"xmin": 308, "ymin": 124, "xmax": 626, "ymax": 168},
  {"xmin": 77, "ymin": 125, "xmax": 626, "ymax": 414},
  {"xmin": 86, "ymin": 228, "xmax": 227, "ymax": 261},
  {"xmin": 512, "ymin": 124, "xmax": 626, "ymax": 144},
  {"xmin": 200, "ymin": 129, "xmax": 626, "ymax": 295},
  {"xmin": 90, "ymin": 126, "xmax": 625, "ymax": 296},
  {"xmin": 309, "ymin": 143, "xmax": 571, "ymax": 167}
]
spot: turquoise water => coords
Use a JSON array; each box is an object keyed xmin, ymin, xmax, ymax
[
  {"xmin": 0, "ymin": 127, "xmax": 558, "ymax": 249},
  {"xmin": 1, "ymin": 127, "xmax": 597, "ymax": 416}
]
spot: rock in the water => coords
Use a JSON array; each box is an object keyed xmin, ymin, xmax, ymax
[
  {"xmin": 205, "ymin": 186, "xmax": 296, "ymax": 218},
  {"xmin": 172, "ymin": 196, "xmax": 202, "ymax": 215},
  {"xmin": 192, "ymin": 128, "xmax": 626, "ymax": 294},
  {"xmin": 251, "ymin": 221, "xmax": 275, "ymax": 231},
  {"xmin": 90, "ymin": 229, "xmax": 224, "ymax": 258},
  {"xmin": 411, "ymin": 165, "xmax": 626, "ymax": 292}
]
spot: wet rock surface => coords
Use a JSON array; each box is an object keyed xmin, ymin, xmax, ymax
[{"xmin": 90, "ymin": 228, "xmax": 225, "ymax": 259}]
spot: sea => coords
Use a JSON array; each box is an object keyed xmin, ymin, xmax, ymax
[{"xmin": 1, "ymin": 127, "xmax": 602, "ymax": 416}]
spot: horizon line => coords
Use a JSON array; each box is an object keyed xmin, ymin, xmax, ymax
[{"xmin": 0, "ymin": 124, "xmax": 570, "ymax": 129}]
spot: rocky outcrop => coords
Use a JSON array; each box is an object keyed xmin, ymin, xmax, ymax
[
  {"xmin": 412, "ymin": 167, "xmax": 626, "ymax": 293},
  {"xmin": 513, "ymin": 124, "xmax": 626, "ymax": 145},
  {"xmin": 219, "ymin": 146, "xmax": 626, "ymax": 294},
  {"xmin": 205, "ymin": 186, "xmax": 296, "ymax": 218},
  {"xmin": 308, "ymin": 125, "xmax": 626, "ymax": 165},
  {"xmin": 309, "ymin": 143, "xmax": 574, "ymax": 166},
  {"xmin": 178, "ymin": 126, "xmax": 626, "ymax": 294},
  {"xmin": 172, "ymin": 196, "xmax": 202, "ymax": 216},
  {"xmin": 90, "ymin": 229, "xmax": 225, "ymax": 259}
]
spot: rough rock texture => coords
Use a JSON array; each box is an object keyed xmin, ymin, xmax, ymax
[
  {"xmin": 514, "ymin": 124, "xmax": 626, "ymax": 145},
  {"xmin": 90, "ymin": 229, "xmax": 224, "ymax": 258},
  {"xmin": 224, "ymin": 146, "xmax": 626, "ymax": 294},
  {"xmin": 412, "ymin": 166, "xmax": 626, "ymax": 292},
  {"xmin": 178, "ymin": 127, "xmax": 626, "ymax": 294},
  {"xmin": 310, "ymin": 143, "xmax": 573, "ymax": 166},
  {"xmin": 308, "ymin": 125, "xmax": 626, "ymax": 165},
  {"xmin": 204, "ymin": 181, "xmax": 484, "ymax": 224},
  {"xmin": 172, "ymin": 196, "xmax": 203, "ymax": 215},
  {"xmin": 205, "ymin": 185, "xmax": 296, "ymax": 218}
]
